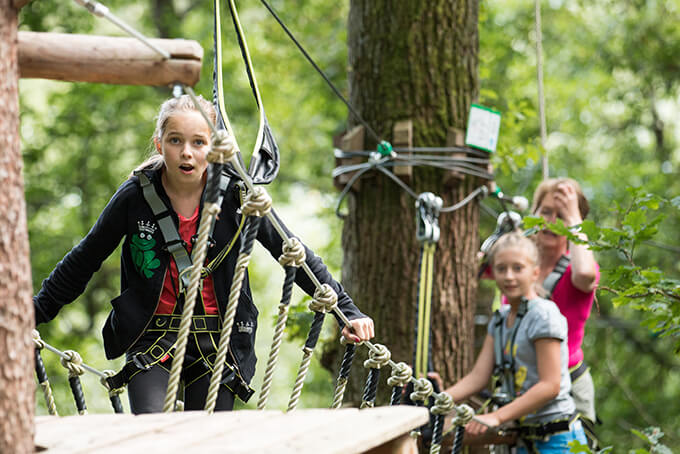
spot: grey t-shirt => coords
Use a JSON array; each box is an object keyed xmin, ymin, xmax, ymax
[{"xmin": 487, "ymin": 297, "xmax": 575, "ymax": 424}]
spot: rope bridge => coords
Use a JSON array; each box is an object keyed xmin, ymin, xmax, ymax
[{"xmin": 32, "ymin": 1, "xmax": 497, "ymax": 452}]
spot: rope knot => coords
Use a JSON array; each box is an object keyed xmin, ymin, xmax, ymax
[
  {"xmin": 409, "ymin": 377, "xmax": 433, "ymax": 403},
  {"xmin": 32, "ymin": 329, "xmax": 45, "ymax": 350},
  {"xmin": 60, "ymin": 350, "xmax": 85, "ymax": 377},
  {"xmin": 454, "ymin": 403, "xmax": 475, "ymax": 426},
  {"xmin": 431, "ymin": 392, "xmax": 455, "ymax": 415},
  {"xmin": 278, "ymin": 237, "xmax": 306, "ymax": 267},
  {"xmin": 241, "ymin": 187, "xmax": 272, "ymax": 217},
  {"xmin": 207, "ymin": 129, "xmax": 237, "ymax": 163},
  {"xmin": 309, "ymin": 284, "xmax": 338, "ymax": 313},
  {"xmin": 387, "ymin": 362, "xmax": 412, "ymax": 387},
  {"xmin": 363, "ymin": 344, "xmax": 391, "ymax": 369}
]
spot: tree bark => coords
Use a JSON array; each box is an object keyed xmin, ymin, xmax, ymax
[
  {"xmin": 0, "ymin": 0, "xmax": 36, "ymax": 452},
  {"xmin": 327, "ymin": 0, "xmax": 480, "ymax": 405}
]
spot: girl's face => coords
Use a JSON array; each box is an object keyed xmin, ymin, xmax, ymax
[
  {"xmin": 492, "ymin": 246, "xmax": 539, "ymax": 303},
  {"xmin": 157, "ymin": 110, "xmax": 210, "ymax": 188},
  {"xmin": 534, "ymin": 191, "xmax": 568, "ymax": 252}
]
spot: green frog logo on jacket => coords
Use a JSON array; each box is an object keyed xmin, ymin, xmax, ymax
[{"xmin": 131, "ymin": 220, "xmax": 160, "ymax": 278}]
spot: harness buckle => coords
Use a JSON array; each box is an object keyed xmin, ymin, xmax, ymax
[{"xmin": 132, "ymin": 352, "xmax": 153, "ymax": 371}]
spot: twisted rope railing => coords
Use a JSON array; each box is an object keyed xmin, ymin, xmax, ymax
[
  {"xmin": 257, "ymin": 238, "xmax": 306, "ymax": 409},
  {"xmin": 331, "ymin": 338, "xmax": 357, "ymax": 409},
  {"xmin": 33, "ymin": 331, "xmax": 58, "ymax": 415},
  {"xmin": 359, "ymin": 344, "xmax": 391, "ymax": 409},
  {"xmin": 387, "ymin": 362, "xmax": 412, "ymax": 406},
  {"xmin": 204, "ymin": 188, "xmax": 271, "ymax": 413},
  {"xmin": 287, "ymin": 284, "xmax": 338, "ymax": 411}
]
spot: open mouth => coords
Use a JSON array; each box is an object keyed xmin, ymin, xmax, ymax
[{"xmin": 179, "ymin": 163, "xmax": 194, "ymax": 173}]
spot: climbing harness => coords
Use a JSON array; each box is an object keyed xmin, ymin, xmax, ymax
[
  {"xmin": 491, "ymin": 297, "xmax": 529, "ymax": 407},
  {"xmin": 543, "ymin": 255, "xmax": 570, "ymax": 298}
]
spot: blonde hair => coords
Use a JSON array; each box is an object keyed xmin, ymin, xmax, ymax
[
  {"xmin": 488, "ymin": 231, "xmax": 539, "ymax": 268},
  {"xmin": 130, "ymin": 94, "xmax": 216, "ymax": 177},
  {"xmin": 531, "ymin": 177, "xmax": 590, "ymax": 219},
  {"xmin": 488, "ymin": 231, "xmax": 545, "ymax": 296}
]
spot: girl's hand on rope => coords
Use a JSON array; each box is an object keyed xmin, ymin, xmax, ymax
[
  {"xmin": 464, "ymin": 412, "xmax": 500, "ymax": 436},
  {"xmin": 426, "ymin": 371, "xmax": 444, "ymax": 391},
  {"xmin": 341, "ymin": 317, "xmax": 375, "ymax": 343},
  {"xmin": 554, "ymin": 182, "xmax": 582, "ymax": 226}
]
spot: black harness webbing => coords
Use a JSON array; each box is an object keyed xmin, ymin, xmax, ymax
[
  {"xmin": 135, "ymin": 171, "xmax": 230, "ymax": 292},
  {"xmin": 542, "ymin": 255, "xmax": 570, "ymax": 298},
  {"xmin": 492, "ymin": 297, "xmax": 529, "ymax": 405}
]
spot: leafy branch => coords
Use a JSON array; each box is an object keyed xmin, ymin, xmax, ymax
[{"xmin": 524, "ymin": 188, "xmax": 680, "ymax": 353}]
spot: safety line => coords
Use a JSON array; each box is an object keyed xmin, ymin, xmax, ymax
[{"xmin": 258, "ymin": 0, "xmax": 382, "ymax": 144}]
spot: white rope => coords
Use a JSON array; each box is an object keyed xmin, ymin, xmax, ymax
[{"xmin": 535, "ymin": 0, "xmax": 549, "ymax": 179}]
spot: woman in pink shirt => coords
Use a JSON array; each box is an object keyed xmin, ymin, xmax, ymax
[{"xmin": 531, "ymin": 178, "xmax": 599, "ymax": 427}]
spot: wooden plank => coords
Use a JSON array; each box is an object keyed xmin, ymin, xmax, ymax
[
  {"xmin": 392, "ymin": 120, "xmax": 412, "ymax": 181},
  {"xmin": 333, "ymin": 125, "xmax": 365, "ymax": 191},
  {"xmin": 35, "ymin": 407, "xmax": 430, "ymax": 454},
  {"xmin": 18, "ymin": 31, "xmax": 203, "ymax": 87},
  {"xmin": 443, "ymin": 127, "xmax": 467, "ymax": 186},
  {"xmin": 81, "ymin": 411, "xmax": 273, "ymax": 453}
]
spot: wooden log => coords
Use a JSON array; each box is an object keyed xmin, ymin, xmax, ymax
[
  {"xmin": 333, "ymin": 125, "xmax": 365, "ymax": 191},
  {"xmin": 392, "ymin": 120, "xmax": 412, "ymax": 183},
  {"xmin": 18, "ymin": 31, "xmax": 203, "ymax": 87}
]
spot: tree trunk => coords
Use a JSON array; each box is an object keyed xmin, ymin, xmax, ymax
[
  {"xmin": 328, "ymin": 0, "xmax": 480, "ymax": 405},
  {"xmin": 0, "ymin": 1, "xmax": 35, "ymax": 452}
]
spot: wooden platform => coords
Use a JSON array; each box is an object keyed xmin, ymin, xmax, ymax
[{"xmin": 35, "ymin": 406, "xmax": 430, "ymax": 454}]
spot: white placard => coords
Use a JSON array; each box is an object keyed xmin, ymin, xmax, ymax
[{"xmin": 465, "ymin": 104, "xmax": 501, "ymax": 153}]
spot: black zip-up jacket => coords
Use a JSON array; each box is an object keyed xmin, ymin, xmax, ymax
[{"xmin": 34, "ymin": 168, "xmax": 364, "ymax": 383}]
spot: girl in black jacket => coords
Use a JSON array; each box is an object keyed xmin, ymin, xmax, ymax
[{"xmin": 34, "ymin": 94, "xmax": 374, "ymax": 413}]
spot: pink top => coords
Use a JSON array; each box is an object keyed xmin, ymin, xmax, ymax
[
  {"xmin": 156, "ymin": 206, "xmax": 218, "ymax": 315},
  {"xmin": 551, "ymin": 262, "xmax": 599, "ymax": 368}
]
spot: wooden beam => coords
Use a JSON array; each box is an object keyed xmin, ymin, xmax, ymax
[
  {"xmin": 333, "ymin": 125, "xmax": 366, "ymax": 191},
  {"xmin": 18, "ymin": 31, "xmax": 203, "ymax": 87},
  {"xmin": 392, "ymin": 119, "xmax": 413, "ymax": 182}
]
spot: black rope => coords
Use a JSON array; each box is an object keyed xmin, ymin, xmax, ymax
[
  {"xmin": 361, "ymin": 368, "xmax": 381, "ymax": 407},
  {"xmin": 280, "ymin": 266, "xmax": 297, "ymax": 307},
  {"xmin": 239, "ymin": 216, "xmax": 261, "ymax": 256},
  {"xmin": 337, "ymin": 343, "xmax": 356, "ymax": 381},
  {"xmin": 34, "ymin": 348, "xmax": 49, "ymax": 384},
  {"xmin": 389, "ymin": 385, "xmax": 403, "ymax": 406},
  {"xmin": 305, "ymin": 311, "xmax": 326, "ymax": 350},
  {"xmin": 431, "ymin": 414, "xmax": 445, "ymax": 448},
  {"xmin": 109, "ymin": 394, "xmax": 124, "ymax": 414},
  {"xmin": 68, "ymin": 376, "xmax": 87, "ymax": 415},
  {"xmin": 258, "ymin": 0, "xmax": 382, "ymax": 144},
  {"xmin": 451, "ymin": 425, "xmax": 465, "ymax": 454}
]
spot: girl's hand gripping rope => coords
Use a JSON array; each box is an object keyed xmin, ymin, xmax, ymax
[{"xmin": 341, "ymin": 317, "xmax": 375, "ymax": 343}]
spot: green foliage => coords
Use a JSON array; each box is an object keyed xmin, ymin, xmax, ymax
[{"xmin": 524, "ymin": 188, "xmax": 680, "ymax": 351}]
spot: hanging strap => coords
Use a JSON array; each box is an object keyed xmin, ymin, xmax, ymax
[
  {"xmin": 135, "ymin": 171, "xmax": 230, "ymax": 291},
  {"xmin": 543, "ymin": 255, "xmax": 570, "ymax": 298},
  {"xmin": 213, "ymin": 0, "xmax": 280, "ymax": 184}
]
